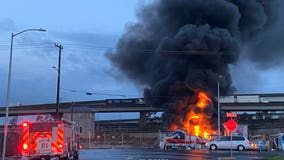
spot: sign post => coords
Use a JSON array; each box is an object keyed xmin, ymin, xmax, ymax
[{"xmin": 225, "ymin": 119, "xmax": 238, "ymax": 157}]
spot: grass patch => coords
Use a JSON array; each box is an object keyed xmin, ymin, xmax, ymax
[{"xmin": 269, "ymin": 156, "xmax": 284, "ymax": 160}]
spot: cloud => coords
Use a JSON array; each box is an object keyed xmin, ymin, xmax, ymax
[
  {"xmin": 0, "ymin": 18, "xmax": 17, "ymax": 32},
  {"xmin": 0, "ymin": 22, "xmax": 138, "ymax": 105}
]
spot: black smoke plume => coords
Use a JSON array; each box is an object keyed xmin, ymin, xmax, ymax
[{"xmin": 106, "ymin": 0, "xmax": 280, "ymax": 129}]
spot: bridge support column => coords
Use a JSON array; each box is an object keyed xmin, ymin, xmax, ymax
[{"xmin": 139, "ymin": 111, "xmax": 147, "ymax": 128}]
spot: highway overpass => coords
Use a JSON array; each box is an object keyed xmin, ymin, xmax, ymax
[
  {"xmin": 0, "ymin": 98, "xmax": 163, "ymax": 116},
  {"xmin": 220, "ymin": 93, "xmax": 284, "ymax": 111},
  {"xmin": 0, "ymin": 93, "xmax": 284, "ymax": 116},
  {"xmin": 0, "ymin": 94, "xmax": 283, "ymax": 139}
]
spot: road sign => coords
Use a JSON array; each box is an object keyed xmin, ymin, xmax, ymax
[
  {"xmin": 225, "ymin": 119, "xmax": 238, "ymax": 131},
  {"xmin": 226, "ymin": 112, "xmax": 237, "ymax": 118}
]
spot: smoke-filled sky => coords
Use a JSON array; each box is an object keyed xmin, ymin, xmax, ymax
[
  {"xmin": 107, "ymin": 0, "xmax": 284, "ymax": 128},
  {"xmin": 108, "ymin": 0, "xmax": 284, "ymax": 104},
  {"xmin": 1, "ymin": 0, "xmax": 284, "ymax": 109}
]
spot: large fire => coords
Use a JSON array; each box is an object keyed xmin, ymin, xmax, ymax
[{"xmin": 170, "ymin": 91, "xmax": 216, "ymax": 139}]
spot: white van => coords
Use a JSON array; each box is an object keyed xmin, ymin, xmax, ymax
[{"xmin": 207, "ymin": 136, "xmax": 256, "ymax": 151}]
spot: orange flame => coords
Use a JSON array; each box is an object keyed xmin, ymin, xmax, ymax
[
  {"xmin": 169, "ymin": 91, "xmax": 216, "ymax": 139},
  {"xmin": 196, "ymin": 92, "xmax": 212, "ymax": 109},
  {"xmin": 194, "ymin": 125, "xmax": 200, "ymax": 136}
]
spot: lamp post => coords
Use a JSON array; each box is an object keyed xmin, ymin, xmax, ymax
[
  {"xmin": 217, "ymin": 74, "xmax": 222, "ymax": 137},
  {"xmin": 3, "ymin": 28, "xmax": 46, "ymax": 160}
]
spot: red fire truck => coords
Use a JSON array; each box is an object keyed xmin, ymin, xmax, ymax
[{"xmin": 20, "ymin": 120, "xmax": 80, "ymax": 160}]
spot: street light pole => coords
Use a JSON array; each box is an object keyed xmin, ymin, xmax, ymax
[
  {"xmin": 2, "ymin": 28, "xmax": 46, "ymax": 160},
  {"xmin": 217, "ymin": 75, "xmax": 222, "ymax": 137}
]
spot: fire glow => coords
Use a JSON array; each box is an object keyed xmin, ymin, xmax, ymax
[
  {"xmin": 196, "ymin": 92, "xmax": 212, "ymax": 109},
  {"xmin": 170, "ymin": 91, "xmax": 216, "ymax": 139}
]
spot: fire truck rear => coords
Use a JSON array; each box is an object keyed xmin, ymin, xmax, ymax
[{"xmin": 20, "ymin": 120, "xmax": 80, "ymax": 160}]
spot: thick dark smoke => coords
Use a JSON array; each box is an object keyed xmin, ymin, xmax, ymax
[{"xmin": 106, "ymin": 0, "xmax": 280, "ymax": 128}]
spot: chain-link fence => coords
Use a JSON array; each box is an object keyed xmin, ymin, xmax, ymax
[{"xmin": 80, "ymin": 132, "xmax": 161, "ymax": 149}]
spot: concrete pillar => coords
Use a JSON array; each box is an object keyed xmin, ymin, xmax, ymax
[
  {"xmin": 64, "ymin": 112, "xmax": 95, "ymax": 140},
  {"xmin": 139, "ymin": 111, "xmax": 147, "ymax": 128}
]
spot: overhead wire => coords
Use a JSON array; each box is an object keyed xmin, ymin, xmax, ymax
[
  {"xmin": 0, "ymin": 42, "xmax": 233, "ymax": 55},
  {"xmin": 0, "ymin": 41, "xmax": 227, "ymax": 101},
  {"xmin": 60, "ymin": 88, "xmax": 194, "ymax": 100},
  {"xmin": 61, "ymin": 88, "xmax": 130, "ymax": 97}
]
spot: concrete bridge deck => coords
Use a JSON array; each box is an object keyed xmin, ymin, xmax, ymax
[{"xmin": 1, "ymin": 93, "xmax": 284, "ymax": 116}]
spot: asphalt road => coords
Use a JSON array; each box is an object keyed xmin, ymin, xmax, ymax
[{"xmin": 78, "ymin": 149, "xmax": 284, "ymax": 160}]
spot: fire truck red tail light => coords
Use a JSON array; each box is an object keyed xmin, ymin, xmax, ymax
[
  {"xmin": 23, "ymin": 143, "xmax": 29, "ymax": 150},
  {"xmin": 22, "ymin": 122, "xmax": 29, "ymax": 128}
]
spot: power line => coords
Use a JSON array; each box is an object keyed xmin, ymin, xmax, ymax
[
  {"xmin": 0, "ymin": 44, "xmax": 54, "ymax": 51},
  {"xmin": 0, "ymin": 42, "xmax": 234, "ymax": 55},
  {"xmin": 61, "ymin": 88, "xmax": 129, "ymax": 97},
  {"xmin": 60, "ymin": 88, "xmax": 190, "ymax": 99}
]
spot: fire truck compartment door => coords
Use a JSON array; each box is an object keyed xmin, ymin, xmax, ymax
[
  {"xmin": 52, "ymin": 127, "xmax": 58, "ymax": 142},
  {"xmin": 37, "ymin": 137, "xmax": 51, "ymax": 154}
]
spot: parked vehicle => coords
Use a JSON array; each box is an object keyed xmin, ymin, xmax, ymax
[
  {"xmin": 251, "ymin": 139, "xmax": 268, "ymax": 151},
  {"xmin": 207, "ymin": 136, "xmax": 257, "ymax": 151},
  {"xmin": 269, "ymin": 133, "xmax": 284, "ymax": 151},
  {"xmin": 160, "ymin": 130, "xmax": 207, "ymax": 150}
]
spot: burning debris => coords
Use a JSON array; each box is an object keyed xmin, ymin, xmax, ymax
[
  {"xmin": 169, "ymin": 91, "xmax": 215, "ymax": 139},
  {"xmin": 106, "ymin": 0, "xmax": 280, "ymax": 138}
]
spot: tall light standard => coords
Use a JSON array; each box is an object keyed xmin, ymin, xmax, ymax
[
  {"xmin": 217, "ymin": 74, "xmax": 222, "ymax": 137},
  {"xmin": 3, "ymin": 28, "xmax": 46, "ymax": 160}
]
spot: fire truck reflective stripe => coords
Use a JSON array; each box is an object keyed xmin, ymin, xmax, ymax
[
  {"xmin": 31, "ymin": 132, "xmax": 52, "ymax": 155},
  {"xmin": 47, "ymin": 125, "xmax": 64, "ymax": 153},
  {"xmin": 52, "ymin": 141, "xmax": 62, "ymax": 153},
  {"xmin": 56, "ymin": 126, "xmax": 64, "ymax": 152},
  {"xmin": 31, "ymin": 132, "xmax": 39, "ymax": 152},
  {"xmin": 22, "ymin": 127, "xmax": 29, "ymax": 155},
  {"xmin": 23, "ymin": 132, "xmax": 29, "ymax": 144}
]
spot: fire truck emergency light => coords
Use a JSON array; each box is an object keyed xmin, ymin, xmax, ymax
[{"xmin": 22, "ymin": 122, "xmax": 28, "ymax": 128}]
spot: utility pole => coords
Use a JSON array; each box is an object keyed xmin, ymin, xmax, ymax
[
  {"xmin": 55, "ymin": 43, "xmax": 63, "ymax": 121},
  {"xmin": 71, "ymin": 101, "xmax": 74, "ymax": 121}
]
